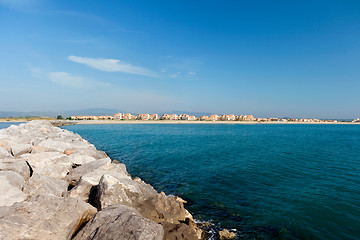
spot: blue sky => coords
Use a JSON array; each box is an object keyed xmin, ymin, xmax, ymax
[{"xmin": 0, "ymin": 0, "xmax": 359, "ymax": 118}]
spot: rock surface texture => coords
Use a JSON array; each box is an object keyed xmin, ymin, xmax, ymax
[{"xmin": 0, "ymin": 121, "xmax": 203, "ymax": 240}]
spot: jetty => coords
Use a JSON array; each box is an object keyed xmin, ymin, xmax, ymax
[{"xmin": 0, "ymin": 121, "xmax": 202, "ymax": 240}]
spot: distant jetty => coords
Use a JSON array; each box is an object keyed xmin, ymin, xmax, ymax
[{"xmin": 0, "ymin": 121, "xmax": 203, "ymax": 240}]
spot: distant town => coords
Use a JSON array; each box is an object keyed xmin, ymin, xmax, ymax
[{"xmin": 70, "ymin": 113, "xmax": 360, "ymax": 123}]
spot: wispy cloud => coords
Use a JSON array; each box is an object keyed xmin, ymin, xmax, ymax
[
  {"xmin": 188, "ymin": 72, "xmax": 197, "ymax": 75},
  {"xmin": 68, "ymin": 55, "xmax": 157, "ymax": 77},
  {"xmin": 170, "ymin": 72, "xmax": 181, "ymax": 78},
  {"xmin": 48, "ymin": 72, "xmax": 108, "ymax": 88}
]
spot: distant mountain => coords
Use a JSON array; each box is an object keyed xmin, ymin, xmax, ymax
[{"xmin": 0, "ymin": 108, "xmax": 123, "ymax": 118}]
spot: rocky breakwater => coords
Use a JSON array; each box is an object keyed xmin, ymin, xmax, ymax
[{"xmin": 0, "ymin": 121, "xmax": 203, "ymax": 240}]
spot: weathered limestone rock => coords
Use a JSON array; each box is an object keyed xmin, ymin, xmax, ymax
[
  {"xmin": 64, "ymin": 148, "xmax": 77, "ymax": 155},
  {"xmin": 31, "ymin": 145, "xmax": 51, "ymax": 153},
  {"xmin": 9, "ymin": 143, "xmax": 32, "ymax": 157},
  {"xmin": 0, "ymin": 158, "xmax": 31, "ymax": 180},
  {"xmin": 0, "ymin": 171, "xmax": 26, "ymax": 206},
  {"xmin": 66, "ymin": 168, "xmax": 130, "ymax": 202},
  {"xmin": 74, "ymin": 205, "xmax": 164, "ymax": 240},
  {"xmin": 38, "ymin": 139, "xmax": 74, "ymax": 153},
  {"xmin": 66, "ymin": 154, "xmax": 97, "ymax": 165},
  {"xmin": 0, "ymin": 194, "xmax": 97, "ymax": 240},
  {"xmin": 23, "ymin": 173, "xmax": 68, "ymax": 197},
  {"xmin": 95, "ymin": 174, "xmax": 157, "ymax": 211},
  {"xmin": 162, "ymin": 221, "xmax": 200, "ymax": 240},
  {"xmin": 21, "ymin": 152, "xmax": 71, "ymax": 179},
  {"xmin": 0, "ymin": 140, "xmax": 13, "ymax": 152},
  {"xmin": 95, "ymin": 174, "xmax": 203, "ymax": 239},
  {"xmin": 0, "ymin": 146, "xmax": 11, "ymax": 158},
  {"xmin": 218, "ymin": 229, "xmax": 236, "ymax": 240},
  {"xmin": 65, "ymin": 157, "xmax": 112, "ymax": 186}
]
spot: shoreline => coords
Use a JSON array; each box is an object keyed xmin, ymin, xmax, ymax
[
  {"xmin": 65, "ymin": 120, "xmax": 360, "ymax": 125},
  {"xmin": 0, "ymin": 121, "xmax": 204, "ymax": 239},
  {"xmin": 1, "ymin": 119, "xmax": 359, "ymax": 125}
]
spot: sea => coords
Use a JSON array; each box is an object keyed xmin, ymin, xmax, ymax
[{"xmin": 2, "ymin": 122, "xmax": 360, "ymax": 239}]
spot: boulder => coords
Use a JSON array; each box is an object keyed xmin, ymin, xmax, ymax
[
  {"xmin": 0, "ymin": 158, "xmax": 31, "ymax": 180},
  {"xmin": 0, "ymin": 194, "xmax": 97, "ymax": 240},
  {"xmin": 0, "ymin": 146, "xmax": 11, "ymax": 158},
  {"xmin": 66, "ymin": 154, "xmax": 97, "ymax": 165},
  {"xmin": 218, "ymin": 229, "xmax": 236, "ymax": 240},
  {"xmin": 37, "ymin": 139, "xmax": 74, "ymax": 153},
  {"xmin": 21, "ymin": 152, "xmax": 71, "ymax": 179},
  {"xmin": 23, "ymin": 173, "xmax": 68, "ymax": 197},
  {"xmin": 66, "ymin": 168, "xmax": 130, "ymax": 203},
  {"xmin": 65, "ymin": 157, "xmax": 112, "ymax": 186},
  {"xmin": 31, "ymin": 145, "xmax": 52, "ymax": 153},
  {"xmin": 94, "ymin": 174, "xmax": 203, "ymax": 239},
  {"xmin": 9, "ymin": 143, "xmax": 32, "ymax": 157},
  {"xmin": 0, "ymin": 171, "xmax": 26, "ymax": 206},
  {"xmin": 64, "ymin": 149, "xmax": 77, "ymax": 155},
  {"xmin": 74, "ymin": 205, "xmax": 163, "ymax": 240},
  {"xmin": 162, "ymin": 221, "xmax": 200, "ymax": 240}
]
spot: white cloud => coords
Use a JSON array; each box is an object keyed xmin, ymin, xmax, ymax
[
  {"xmin": 188, "ymin": 72, "xmax": 197, "ymax": 75},
  {"xmin": 170, "ymin": 72, "xmax": 181, "ymax": 78},
  {"xmin": 68, "ymin": 55, "xmax": 156, "ymax": 77},
  {"xmin": 48, "ymin": 72, "xmax": 107, "ymax": 88}
]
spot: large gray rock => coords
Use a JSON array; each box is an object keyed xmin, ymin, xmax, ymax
[
  {"xmin": 23, "ymin": 173, "xmax": 68, "ymax": 197},
  {"xmin": 0, "ymin": 158, "xmax": 31, "ymax": 180},
  {"xmin": 0, "ymin": 171, "xmax": 26, "ymax": 206},
  {"xmin": 0, "ymin": 146, "xmax": 11, "ymax": 158},
  {"xmin": 95, "ymin": 174, "xmax": 203, "ymax": 239},
  {"xmin": 9, "ymin": 143, "xmax": 32, "ymax": 157},
  {"xmin": 21, "ymin": 152, "xmax": 71, "ymax": 179},
  {"xmin": 65, "ymin": 158, "xmax": 112, "ymax": 185},
  {"xmin": 66, "ymin": 154, "xmax": 97, "ymax": 165},
  {"xmin": 37, "ymin": 139, "xmax": 74, "ymax": 153},
  {"xmin": 0, "ymin": 194, "xmax": 97, "ymax": 240},
  {"xmin": 66, "ymin": 168, "xmax": 130, "ymax": 202},
  {"xmin": 74, "ymin": 205, "xmax": 164, "ymax": 240}
]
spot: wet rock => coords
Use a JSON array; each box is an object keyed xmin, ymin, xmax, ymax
[
  {"xmin": 23, "ymin": 173, "xmax": 68, "ymax": 197},
  {"xmin": 74, "ymin": 205, "xmax": 164, "ymax": 240},
  {"xmin": 0, "ymin": 158, "xmax": 30, "ymax": 180},
  {"xmin": 0, "ymin": 194, "xmax": 97, "ymax": 240},
  {"xmin": 0, "ymin": 171, "xmax": 26, "ymax": 206},
  {"xmin": 218, "ymin": 229, "xmax": 236, "ymax": 240}
]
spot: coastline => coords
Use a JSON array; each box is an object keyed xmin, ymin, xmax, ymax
[
  {"xmin": 1, "ymin": 119, "xmax": 359, "ymax": 125},
  {"xmin": 0, "ymin": 121, "xmax": 204, "ymax": 239},
  {"xmin": 69, "ymin": 120, "xmax": 360, "ymax": 125}
]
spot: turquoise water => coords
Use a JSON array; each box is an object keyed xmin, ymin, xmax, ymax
[
  {"xmin": 14, "ymin": 123, "xmax": 360, "ymax": 239},
  {"xmin": 0, "ymin": 122, "xmax": 22, "ymax": 129}
]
